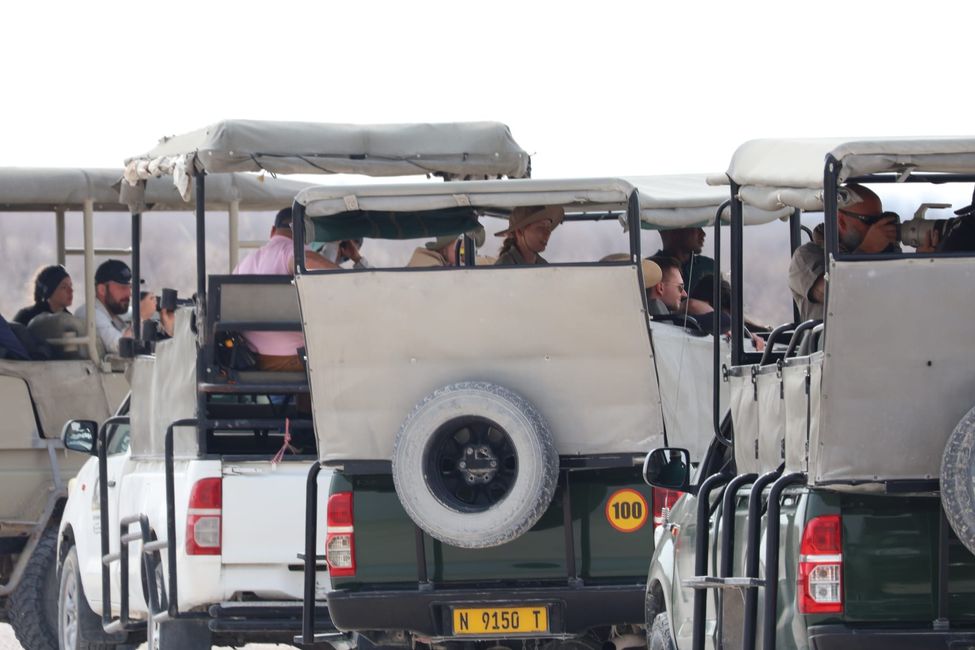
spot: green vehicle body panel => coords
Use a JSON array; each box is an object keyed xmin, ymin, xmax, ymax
[
  {"xmin": 330, "ymin": 467, "xmax": 653, "ymax": 591},
  {"xmin": 666, "ymin": 483, "xmax": 975, "ymax": 650}
]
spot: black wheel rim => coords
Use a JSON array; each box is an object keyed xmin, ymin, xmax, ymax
[{"xmin": 424, "ymin": 416, "xmax": 518, "ymax": 512}]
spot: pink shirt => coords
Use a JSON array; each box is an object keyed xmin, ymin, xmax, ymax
[{"xmin": 233, "ymin": 235, "xmax": 305, "ymax": 356}]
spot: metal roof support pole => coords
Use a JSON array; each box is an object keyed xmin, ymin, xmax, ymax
[
  {"xmin": 730, "ymin": 183, "xmax": 745, "ymax": 367},
  {"xmin": 55, "ymin": 209, "xmax": 66, "ymax": 266},
  {"xmin": 131, "ymin": 212, "xmax": 142, "ymax": 341},
  {"xmin": 195, "ymin": 171, "xmax": 207, "ymax": 307},
  {"xmin": 194, "ymin": 171, "xmax": 207, "ymax": 447},
  {"xmin": 228, "ymin": 200, "xmax": 240, "ymax": 272},
  {"xmin": 292, "ymin": 201, "xmax": 307, "ymax": 274},
  {"xmin": 822, "ymin": 156, "xmax": 840, "ymax": 320},
  {"xmin": 790, "ymin": 208, "xmax": 802, "ymax": 324},
  {"xmin": 713, "ymin": 200, "xmax": 732, "ymax": 447},
  {"xmin": 83, "ymin": 199, "xmax": 97, "ymax": 361}
]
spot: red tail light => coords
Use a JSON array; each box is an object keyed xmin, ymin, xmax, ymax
[
  {"xmin": 652, "ymin": 487, "xmax": 683, "ymax": 529},
  {"xmin": 186, "ymin": 477, "xmax": 221, "ymax": 556},
  {"xmin": 326, "ymin": 492, "xmax": 355, "ymax": 577},
  {"xmin": 797, "ymin": 514, "xmax": 842, "ymax": 614}
]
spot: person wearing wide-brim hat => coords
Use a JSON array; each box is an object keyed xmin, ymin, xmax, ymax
[
  {"xmin": 494, "ymin": 205, "xmax": 564, "ymax": 266},
  {"xmin": 408, "ymin": 227, "xmax": 486, "ymax": 268}
]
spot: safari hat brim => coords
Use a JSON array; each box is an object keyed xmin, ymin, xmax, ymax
[{"xmin": 494, "ymin": 205, "xmax": 565, "ymax": 237}]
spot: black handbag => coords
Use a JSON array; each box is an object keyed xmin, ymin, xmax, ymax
[{"xmin": 216, "ymin": 333, "xmax": 257, "ymax": 375}]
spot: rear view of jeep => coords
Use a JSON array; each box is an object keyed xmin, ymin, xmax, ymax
[
  {"xmin": 644, "ymin": 137, "xmax": 975, "ymax": 650},
  {"xmin": 295, "ymin": 176, "xmax": 759, "ymax": 649}
]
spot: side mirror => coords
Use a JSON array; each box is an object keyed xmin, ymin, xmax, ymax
[
  {"xmin": 62, "ymin": 419, "xmax": 98, "ymax": 455},
  {"xmin": 643, "ymin": 447, "xmax": 691, "ymax": 492}
]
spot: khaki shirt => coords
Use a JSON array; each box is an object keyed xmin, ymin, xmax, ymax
[
  {"xmin": 788, "ymin": 242, "xmax": 826, "ymax": 322},
  {"xmin": 494, "ymin": 247, "xmax": 548, "ymax": 266},
  {"xmin": 407, "ymin": 247, "xmax": 447, "ymax": 268}
]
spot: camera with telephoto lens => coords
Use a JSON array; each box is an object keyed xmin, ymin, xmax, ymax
[{"xmin": 897, "ymin": 203, "xmax": 955, "ymax": 249}]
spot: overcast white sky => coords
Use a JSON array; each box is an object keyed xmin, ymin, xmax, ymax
[
  {"xmin": 2, "ymin": 1, "xmax": 973, "ymax": 324},
  {"xmin": 2, "ymin": 0, "xmax": 972, "ymax": 175}
]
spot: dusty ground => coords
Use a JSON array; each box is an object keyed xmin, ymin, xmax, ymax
[{"xmin": 0, "ymin": 623, "xmax": 289, "ymax": 649}]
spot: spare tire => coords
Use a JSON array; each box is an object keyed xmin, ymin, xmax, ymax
[
  {"xmin": 392, "ymin": 382, "xmax": 558, "ymax": 548},
  {"xmin": 941, "ymin": 405, "xmax": 975, "ymax": 555}
]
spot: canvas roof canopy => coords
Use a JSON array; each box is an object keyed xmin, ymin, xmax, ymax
[
  {"xmin": 0, "ymin": 167, "xmax": 313, "ymax": 213},
  {"xmin": 123, "ymin": 120, "xmax": 530, "ymax": 201},
  {"xmin": 717, "ymin": 137, "xmax": 975, "ymax": 212},
  {"xmin": 296, "ymin": 174, "xmax": 792, "ymax": 242}
]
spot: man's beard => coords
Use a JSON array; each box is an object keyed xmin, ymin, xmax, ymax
[
  {"xmin": 840, "ymin": 229, "xmax": 863, "ymax": 251},
  {"xmin": 105, "ymin": 294, "xmax": 129, "ymax": 315}
]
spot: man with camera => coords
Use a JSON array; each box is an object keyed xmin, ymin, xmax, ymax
[{"xmin": 788, "ymin": 184, "xmax": 939, "ymax": 321}]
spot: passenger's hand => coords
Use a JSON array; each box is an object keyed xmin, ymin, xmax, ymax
[
  {"xmin": 916, "ymin": 228, "xmax": 940, "ymax": 253},
  {"xmin": 856, "ymin": 216, "xmax": 898, "ymax": 254},
  {"xmin": 339, "ymin": 240, "xmax": 361, "ymax": 263},
  {"xmin": 140, "ymin": 293, "xmax": 157, "ymax": 321}
]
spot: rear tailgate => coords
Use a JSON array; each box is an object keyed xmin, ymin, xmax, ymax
[
  {"xmin": 222, "ymin": 460, "xmax": 327, "ymax": 566},
  {"xmin": 335, "ymin": 467, "xmax": 652, "ymax": 589},
  {"xmin": 841, "ymin": 493, "xmax": 975, "ymax": 623}
]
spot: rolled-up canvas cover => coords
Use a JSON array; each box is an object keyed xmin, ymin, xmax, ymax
[
  {"xmin": 124, "ymin": 120, "xmax": 531, "ymax": 201},
  {"xmin": 719, "ymin": 137, "xmax": 975, "ymax": 211},
  {"xmin": 0, "ymin": 167, "xmax": 311, "ymax": 213},
  {"xmin": 296, "ymin": 175, "xmax": 790, "ymax": 235}
]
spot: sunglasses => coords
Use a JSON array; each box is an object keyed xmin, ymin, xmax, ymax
[{"xmin": 839, "ymin": 209, "xmax": 886, "ymax": 226}]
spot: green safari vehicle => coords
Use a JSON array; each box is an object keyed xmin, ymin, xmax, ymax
[
  {"xmin": 644, "ymin": 137, "xmax": 975, "ymax": 650},
  {"xmin": 294, "ymin": 175, "xmax": 788, "ymax": 650}
]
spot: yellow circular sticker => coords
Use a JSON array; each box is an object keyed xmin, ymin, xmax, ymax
[{"xmin": 605, "ymin": 488, "xmax": 649, "ymax": 533}]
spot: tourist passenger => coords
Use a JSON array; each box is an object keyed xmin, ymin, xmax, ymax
[
  {"xmin": 408, "ymin": 235, "xmax": 460, "ymax": 268},
  {"xmin": 408, "ymin": 227, "xmax": 485, "ymax": 268},
  {"xmin": 233, "ymin": 207, "xmax": 337, "ymax": 372},
  {"xmin": 685, "ymin": 274, "xmax": 732, "ymax": 335},
  {"xmin": 0, "ymin": 314, "xmax": 31, "ymax": 361},
  {"xmin": 317, "ymin": 239, "xmax": 373, "ymax": 269},
  {"xmin": 788, "ymin": 184, "xmax": 935, "ymax": 321},
  {"xmin": 74, "ymin": 259, "xmax": 136, "ymax": 355},
  {"xmin": 645, "ymin": 256, "xmax": 687, "ymax": 314},
  {"xmin": 14, "ymin": 264, "xmax": 74, "ymax": 326},
  {"xmin": 494, "ymin": 206, "xmax": 564, "ymax": 266},
  {"xmin": 654, "ymin": 227, "xmax": 715, "ymax": 298}
]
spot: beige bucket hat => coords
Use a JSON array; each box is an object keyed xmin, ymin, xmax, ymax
[
  {"xmin": 494, "ymin": 205, "xmax": 565, "ymax": 237},
  {"xmin": 599, "ymin": 254, "xmax": 663, "ymax": 289}
]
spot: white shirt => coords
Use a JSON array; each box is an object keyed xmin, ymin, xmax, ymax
[{"xmin": 75, "ymin": 299, "xmax": 127, "ymax": 355}]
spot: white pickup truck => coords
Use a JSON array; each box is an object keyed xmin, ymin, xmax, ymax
[{"xmin": 57, "ymin": 307, "xmax": 339, "ymax": 649}]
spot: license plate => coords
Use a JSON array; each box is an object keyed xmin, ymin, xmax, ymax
[{"xmin": 452, "ymin": 605, "xmax": 549, "ymax": 635}]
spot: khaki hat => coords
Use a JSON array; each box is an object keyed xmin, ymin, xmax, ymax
[
  {"xmin": 426, "ymin": 226, "xmax": 486, "ymax": 251},
  {"xmin": 494, "ymin": 205, "xmax": 565, "ymax": 237},
  {"xmin": 600, "ymin": 254, "xmax": 662, "ymax": 289},
  {"xmin": 641, "ymin": 259, "xmax": 663, "ymax": 289}
]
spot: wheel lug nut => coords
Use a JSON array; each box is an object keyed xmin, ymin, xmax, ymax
[
  {"xmin": 459, "ymin": 461, "xmax": 467, "ymax": 469},
  {"xmin": 490, "ymin": 461, "xmax": 497, "ymax": 468}
]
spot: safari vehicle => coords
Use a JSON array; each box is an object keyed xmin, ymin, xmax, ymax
[
  {"xmin": 58, "ymin": 120, "xmax": 531, "ymax": 650},
  {"xmin": 643, "ymin": 137, "xmax": 975, "ymax": 650},
  {"xmin": 293, "ymin": 175, "xmax": 788, "ymax": 649},
  {"xmin": 0, "ymin": 166, "xmax": 279, "ymax": 650}
]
